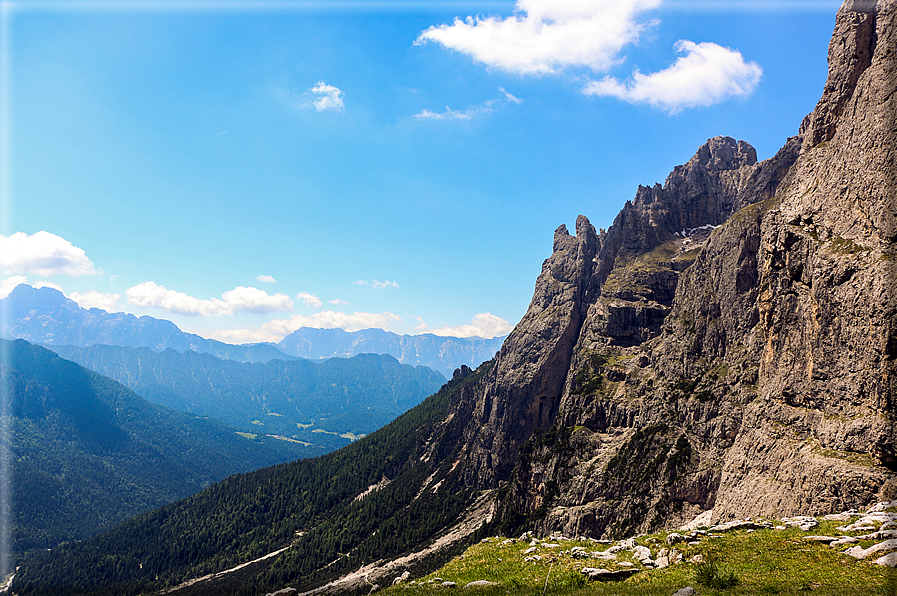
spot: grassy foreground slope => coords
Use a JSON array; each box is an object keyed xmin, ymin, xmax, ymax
[{"xmin": 383, "ymin": 509, "xmax": 896, "ymax": 595}]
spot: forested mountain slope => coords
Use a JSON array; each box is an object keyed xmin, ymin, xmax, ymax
[
  {"xmin": 48, "ymin": 344, "xmax": 445, "ymax": 448},
  {"xmin": 0, "ymin": 339, "xmax": 307, "ymax": 567},
  {"xmin": 10, "ymin": 1, "xmax": 895, "ymax": 594}
]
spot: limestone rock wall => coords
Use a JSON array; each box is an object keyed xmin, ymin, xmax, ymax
[{"xmin": 454, "ymin": 0, "xmax": 895, "ymax": 538}]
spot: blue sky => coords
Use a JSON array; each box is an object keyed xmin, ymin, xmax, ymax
[{"xmin": 1, "ymin": 0, "xmax": 839, "ymax": 343}]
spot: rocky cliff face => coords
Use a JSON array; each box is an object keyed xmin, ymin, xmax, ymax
[{"xmin": 451, "ymin": 0, "xmax": 895, "ymax": 539}]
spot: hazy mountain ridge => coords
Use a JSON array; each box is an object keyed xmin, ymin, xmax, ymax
[
  {"xmin": 47, "ymin": 343, "xmax": 446, "ymax": 447},
  {"xmin": 10, "ymin": 1, "xmax": 895, "ymax": 594},
  {"xmin": 277, "ymin": 327, "xmax": 505, "ymax": 378}
]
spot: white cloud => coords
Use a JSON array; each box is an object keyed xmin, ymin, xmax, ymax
[
  {"xmin": 582, "ymin": 40, "xmax": 762, "ymax": 112},
  {"xmin": 33, "ymin": 280, "xmax": 63, "ymax": 291},
  {"xmin": 296, "ymin": 291, "xmax": 323, "ymax": 308},
  {"xmin": 329, "ymin": 298, "xmax": 349, "ymax": 305},
  {"xmin": 126, "ymin": 282, "xmax": 294, "ymax": 316},
  {"xmin": 353, "ymin": 279, "xmax": 400, "ymax": 289},
  {"xmin": 69, "ymin": 290, "xmax": 122, "ymax": 312},
  {"xmin": 213, "ymin": 310, "xmax": 403, "ymax": 344},
  {"xmin": 256, "ymin": 274, "xmax": 277, "ymax": 283},
  {"xmin": 413, "ymin": 87, "xmax": 522, "ymax": 121},
  {"xmin": 222, "ymin": 286, "xmax": 294, "ymax": 314},
  {"xmin": 0, "ymin": 276, "xmax": 27, "ymax": 298},
  {"xmin": 415, "ymin": 0, "xmax": 662, "ymax": 75},
  {"xmin": 500, "ymin": 87, "xmax": 523, "ymax": 105},
  {"xmin": 414, "ymin": 107, "xmax": 480, "ymax": 121},
  {"xmin": 0, "ymin": 231, "xmax": 98, "ymax": 277},
  {"xmin": 419, "ymin": 313, "xmax": 514, "ymax": 339},
  {"xmin": 310, "ymin": 81, "xmax": 344, "ymax": 112}
]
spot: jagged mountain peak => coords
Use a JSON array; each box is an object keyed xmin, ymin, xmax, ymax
[{"xmin": 684, "ymin": 135, "xmax": 758, "ymax": 172}]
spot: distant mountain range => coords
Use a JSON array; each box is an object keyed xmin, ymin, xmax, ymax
[
  {"xmin": 277, "ymin": 327, "xmax": 505, "ymax": 377},
  {"xmin": 1, "ymin": 338, "xmax": 309, "ymax": 566},
  {"xmin": 1, "ymin": 284, "xmax": 505, "ymax": 376},
  {"xmin": 49, "ymin": 343, "xmax": 446, "ymax": 448},
  {"xmin": 0, "ymin": 284, "xmax": 295, "ymax": 363}
]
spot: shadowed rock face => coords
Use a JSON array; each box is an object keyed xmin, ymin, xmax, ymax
[{"xmin": 451, "ymin": 0, "xmax": 896, "ymax": 537}]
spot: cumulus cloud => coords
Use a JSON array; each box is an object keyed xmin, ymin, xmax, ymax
[
  {"xmin": 415, "ymin": 0, "xmax": 662, "ymax": 75},
  {"xmin": 353, "ymin": 279, "xmax": 400, "ymax": 289},
  {"xmin": 419, "ymin": 313, "xmax": 513, "ymax": 339},
  {"xmin": 310, "ymin": 81, "xmax": 344, "ymax": 112},
  {"xmin": 126, "ymin": 282, "xmax": 294, "ymax": 316},
  {"xmin": 213, "ymin": 310, "xmax": 402, "ymax": 344},
  {"xmin": 0, "ymin": 231, "xmax": 98, "ymax": 277},
  {"xmin": 329, "ymin": 298, "xmax": 349, "ymax": 305},
  {"xmin": 583, "ymin": 40, "xmax": 762, "ymax": 112},
  {"xmin": 296, "ymin": 291, "xmax": 323, "ymax": 308},
  {"xmin": 69, "ymin": 290, "xmax": 122, "ymax": 312},
  {"xmin": 0, "ymin": 276, "xmax": 27, "ymax": 298},
  {"xmin": 256, "ymin": 275, "xmax": 277, "ymax": 283},
  {"xmin": 33, "ymin": 281, "xmax": 63, "ymax": 291}
]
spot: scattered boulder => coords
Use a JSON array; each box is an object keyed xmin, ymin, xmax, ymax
[
  {"xmin": 805, "ymin": 535, "xmax": 839, "ymax": 543},
  {"xmin": 463, "ymin": 580, "xmax": 496, "ymax": 588},
  {"xmin": 782, "ymin": 516, "xmax": 818, "ymax": 531},
  {"xmin": 580, "ymin": 567, "xmax": 639, "ymax": 581},
  {"xmin": 844, "ymin": 539, "xmax": 897, "ymax": 559},
  {"xmin": 708, "ymin": 520, "xmax": 766, "ymax": 533},
  {"xmin": 666, "ymin": 532, "xmax": 686, "ymax": 545},
  {"xmin": 368, "ymin": 584, "xmax": 380, "ymax": 594},
  {"xmin": 441, "ymin": 581, "xmax": 457, "ymax": 588},
  {"xmin": 830, "ymin": 536, "xmax": 858, "ymax": 546},
  {"xmin": 875, "ymin": 553, "xmax": 897, "ymax": 567},
  {"xmin": 824, "ymin": 510, "xmax": 859, "ymax": 521},
  {"xmin": 672, "ymin": 588, "xmax": 699, "ymax": 596}
]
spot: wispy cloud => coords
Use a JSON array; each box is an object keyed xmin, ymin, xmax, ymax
[
  {"xmin": 0, "ymin": 231, "xmax": 98, "ymax": 277},
  {"xmin": 126, "ymin": 282, "xmax": 294, "ymax": 316},
  {"xmin": 415, "ymin": 312, "xmax": 513, "ymax": 339},
  {"xmin": 329, "ymin": 298, "xmax": 349, "ymax": 305},
  {"xmin": 413, "ymin": 87, "xmax": 522, "ymax": 121},
  {"xmin": 353, "ymin": 279, "xmax": 399, "ymax": 289},
  {"xmin": 499, "ymin": 87, "xmax": 522, "ymax": 105},
  {"xmin": 310, "ymin": 81, "xmax": 344, "ymax": 112},
  {"xmin": 414, "ymin": 106, "xmax": 480, "ymax": 121},
  {"xmin": 214, "ymin": 310, "xmax": 403, "ymax": 343},
  {"xmin": 583, "ymin": 40, "xmax": 762, "ymax": 112},
  {"xmin": 296, "ymin": 291, "xmax": 323, "ymax": 308},
  {"xmin": 256, "ymin": 274, "xmax": 277, "ymax": 283}
]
